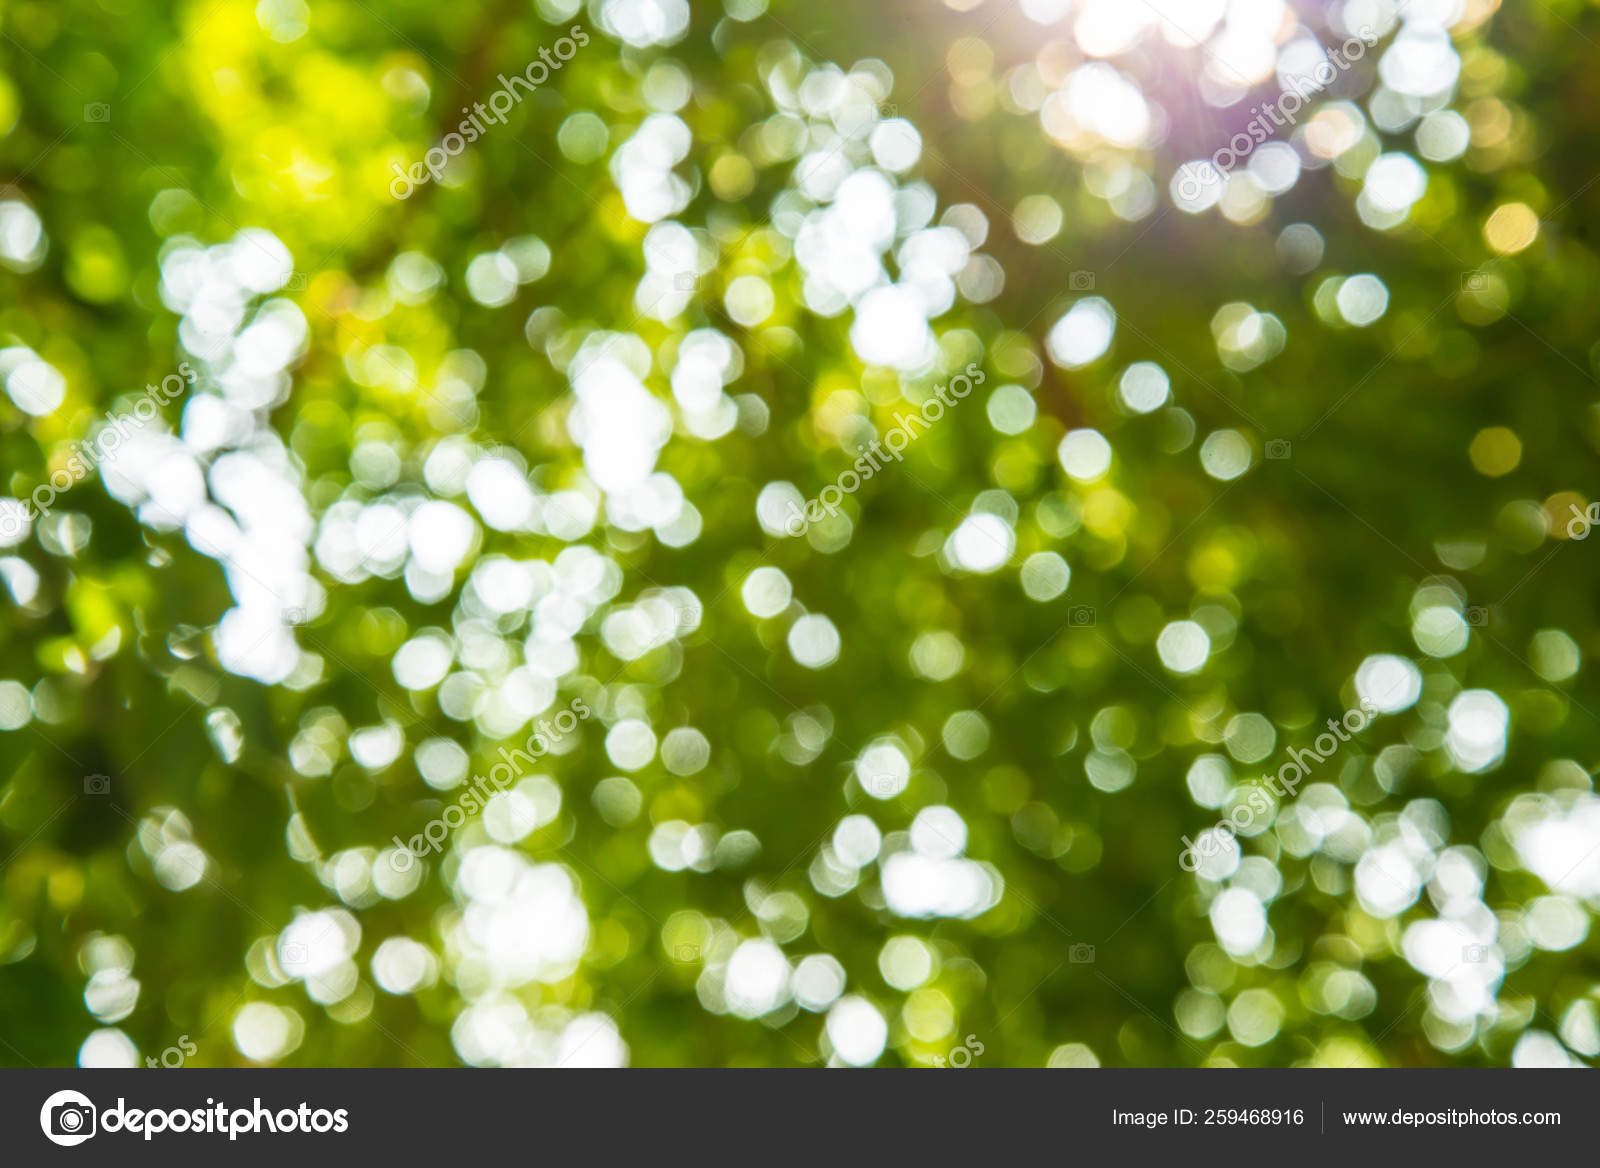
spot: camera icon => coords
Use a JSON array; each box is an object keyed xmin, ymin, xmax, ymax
[
  {"xmin": 672, "ymin": 943, "xmax": 699, "ymax": 963},
  {"xmin": 1461, "ymin": 944, "xmax": 1488, "ymax": 963},
  {"xmin": 878, "ymin": 102, "xmax": 898, "ymax": 119},
  {"xmin": 1461, "ymin": 271, "xmax": 1488, "ymax": 292},
  {"xmin": 52, "ymin": 1102, "xmax": 94, "ymax": 1136},
  {"xmin": 40, "ymin": 1090, "xmax": 98, "ymax": 1146},
  {"xmin": 285, "ymin": 272, "xmax": 308, "ymax": 292},
  {"xmin": 283, "ymin": 606, "xmax": 307, "ymax": 626},
  {"xmin": 281, "ymin": 942, "xmax": 309, "ymax": 967},
  {"xmin": 1068, "ymin": 606, "xmax": 1096, "ymax": 627},
  {"xmin": 1069, "ymin": 270, "xmax": 1096, "ymax": 291},
  {"xmin": 860, "ymin": 770, "xmax": 899, "ymax": 798},
  {"xmin": 1069, "ymin": 943, "xmax": 1096, "ymax": 963},
  {"xmin": 1265, "ymin": 439, "xmax": 1291, "ymax": 460},
  {"xmin": 83, "ymin": 103, "xmax": 111, "ymax": 123},
  {"xmin": 84, "ymin": 773, "xmax": 110, "ymax": 795},
  {"xmin": 1464, "ymin": 606, "xmax": 1488, "ymax": 627},
  {"xmin": 674, "ymin": 272, "xmax": 699, "ymax": 291}
]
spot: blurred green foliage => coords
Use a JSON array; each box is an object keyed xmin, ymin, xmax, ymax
[{"xmin": 2, "ymin": 0, "xmax": 1600, "ymax": 1069}]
